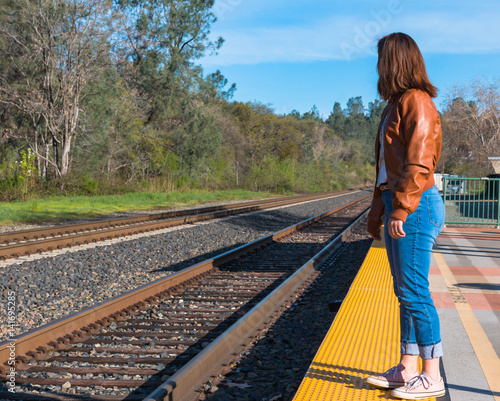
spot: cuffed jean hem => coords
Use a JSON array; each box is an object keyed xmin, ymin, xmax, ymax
[
  {"xmin": 420, "ymin": 342, "xmax": 443, "ymax": 359},
  {"xmin": 401, "ymin": 342, "xmax": 419, "ymax": 356},
  {"xmin": 401, "ymin": 341, "xmax": 443, "ymax": 359}
]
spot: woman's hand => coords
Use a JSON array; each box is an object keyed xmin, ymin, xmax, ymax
[{"xmin": 388, "ymin": 218, "xmax": 406, "ymax": 239}]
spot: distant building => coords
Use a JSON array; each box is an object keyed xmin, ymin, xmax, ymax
[{"xmin": 489, "ymin": 157, "xmax": 500, "ymax": 174}]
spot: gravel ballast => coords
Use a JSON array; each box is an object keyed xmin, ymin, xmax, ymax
[
  {"xmin": 0, "ymin": 190, "xmax": 370, "ymax": 338},
  {"xmin": 202, "ymin": 223, "xmax": 373, "ymax": 401}
]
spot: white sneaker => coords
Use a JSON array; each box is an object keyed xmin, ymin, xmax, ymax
[
  {"xmin": 391, "ymin": 372, "xmax": 446, "ymax": 399},
  {"xmin": 365, "ymin": 364, "xmax": 417, "ymax": 389}
]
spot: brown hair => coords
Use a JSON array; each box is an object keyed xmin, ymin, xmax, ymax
[{"xmin": 377, "ymin": 32, "xmax": 437, "ymax": 102}]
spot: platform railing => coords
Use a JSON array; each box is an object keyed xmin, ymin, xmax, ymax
[{"xmin": 442, "ymin": 177, "xmax": 500, "ymax": 228}]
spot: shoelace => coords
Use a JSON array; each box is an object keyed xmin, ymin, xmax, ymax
[
  {"xmin": 407, "ymin": 374, "xmax": 431, "ymax": 390},
  {"xmin": 384, "ymin": 365, "xmax": 400, "ymax": 380}
]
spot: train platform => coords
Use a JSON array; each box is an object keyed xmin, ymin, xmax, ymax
[{"xmin": 292, "ymin": 227, "xmax": 500, "ymax": 401}]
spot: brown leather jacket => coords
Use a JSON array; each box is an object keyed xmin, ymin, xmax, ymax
[{"xmin": 367, "ymin": 89, "xmax": 442, "ymax": 237}]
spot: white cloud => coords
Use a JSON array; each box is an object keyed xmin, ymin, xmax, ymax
[{"xmin": 203, "ymin": 10, "xmax": 500, "ymax": 66}]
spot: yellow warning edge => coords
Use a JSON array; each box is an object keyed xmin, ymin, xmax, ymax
[{"xmin": 292, "ymin": 238, "xmax": 435, "ymax": 401}]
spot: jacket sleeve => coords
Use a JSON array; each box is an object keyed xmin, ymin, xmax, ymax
[
  {"xmin": 367, "ymin": 186, "xmax": 384, "ymax": 236},
  {"xmin": 390, "ymin": 91, "xmax": 441, "ymax": 222}
]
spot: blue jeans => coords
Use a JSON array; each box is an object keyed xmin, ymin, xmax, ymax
[{"xmin": 381, "ymin": 185, "xmax": 445, "ymax": 359}]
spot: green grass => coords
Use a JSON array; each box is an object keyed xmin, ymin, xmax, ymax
[{"xmin": 0, "ymin": 190, "xmax": 277, "ymax": 225}]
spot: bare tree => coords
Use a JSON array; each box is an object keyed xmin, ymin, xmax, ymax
[
  {"xmin": 0, "ymin": 0, "xmax": 116, "ymax": 178},
  {"xmin": 441, "ymin": 79, "xmax": 500, "ymax": 175}
]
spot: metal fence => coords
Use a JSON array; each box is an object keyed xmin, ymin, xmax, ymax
[{"xmin": 442, "ymin": 177, "xmax": 500, "ymax": 227}]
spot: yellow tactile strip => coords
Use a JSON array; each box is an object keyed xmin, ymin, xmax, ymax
[{"xmin": 293, "ymin": 240, "xmax": 435, "ymax": 401}]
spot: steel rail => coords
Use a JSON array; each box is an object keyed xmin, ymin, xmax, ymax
[
  {"xmin": 144, "ymin": 207, "xmax": 370, "ymax": 401},
  {"xmin": 0, "ymin": 189, "xmax": 364, "ymax": 260},
  {"xmin": 0, "ymin": 190, "xmax": 354, "ymax": 243},
  {"xmin": 0, "ymin": 196, "xmax": 370, "ymax": 374}
]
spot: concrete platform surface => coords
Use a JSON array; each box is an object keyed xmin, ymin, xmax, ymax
[{"xmin": 431, "ymin": 228, "xmax": 500, "ymax": 401}]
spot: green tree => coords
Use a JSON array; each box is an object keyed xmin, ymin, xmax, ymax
[
  {"xmin": 288, "ymin": 110, "xmax": 301, "ymax": 120},
  {"xmin": 302, "ymin": 105, "xmax": 322, "ymax": 121},
  {"xmin": 171, "ymin": 107, "xmax": 221, "ymax": 176},
  {"xmin": 115, "ymin": 0, "xmax": 223, "ymax": 124},
  {"xmin": 326, "ymin": 102, "xmax": 346, "ymax": 137},
  {"xmin": 203, "ymin": 70, "xmax": 237, "ymax": 101},
  {"xmin": 0, "ymin": 0, "xmax": 116, "ymax": 178},
  {"xmin": 115, "ymin": 0, "xmax": 225, "ymax": 180},
  {"xmin": 344, "ymin": 96, "xmax": 368, "ymax": 142}
]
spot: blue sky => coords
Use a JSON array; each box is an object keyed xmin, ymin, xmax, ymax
[{"xmin": 201, "ymin": 0, "xmax": 500, "ymax": 118}]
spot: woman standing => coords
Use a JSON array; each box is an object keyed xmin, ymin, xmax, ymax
[{"xmin": 364, "ymin": 33, "xmax": 446, "ymax": 400}]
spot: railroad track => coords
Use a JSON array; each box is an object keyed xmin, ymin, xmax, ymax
[
  {"xmin": 0, "ymin": 190, "xmax": 362, "ymax": 261},
  {"xmin": 0, "ymin": 196, "xmax": 371, "ymax": 401}
]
